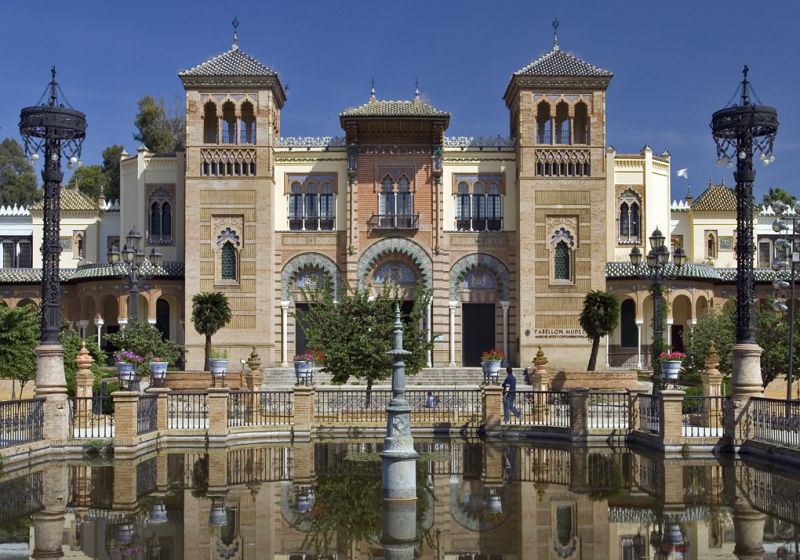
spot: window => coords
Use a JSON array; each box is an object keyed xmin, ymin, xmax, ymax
[
  {"xmin": 148, "ymin": 186, "xmax": 174, "ymax": 245},
  {"xmin": 549, "ymin": 224, "xmax": 576, "ymax": 284},
  {"xmin": 222, "ymin": 101, "xmax": 236, "ymax": 144},
  {"xmin": 620, "ymin": 299, "xmax": 637, "ymax": 347},
  {"xmin": 377, "ymin": 176, "xmax": 415, "ymax": 228},
  {"xmin": 73, "ymin": 232, "xmax": 85, "ymax": 259},
  {"xmin": 555, "ymin": 101, "xmax": 569, "ymax": 144},
  {"xmin": 453, "ymin": 175, "xmax": 503, "ymax": 231},
  {"xmin": 221, "ymin": 242, "xmax": 236, "ymax": 280},
  {"xmin": 536, "ymin": 101, "xmax": 551, "ymax": 144},
  {"xmin": 1, "ymin": 242, "xmax": 13, "ymax": 268},
  {"xmin": 617, "ymin": 190, "xmax": 641, "ymax": 244},
  {"xmin": 286, "ymin": 175, "xmax": 337, "ymax": 231},
  {"xmin": 705, "ymin": 231, "xmax": 718, "ymax": 259},
  {"xmin": 239, "ymin": 100, "xmax": 256, "ymax": 144},
  {"xmin": 535, "ymin": 149, "xmax": 591, "ymax": 177},
  {"xmin": 18, "ymin": 242, "xmax": 31, "ymax": 268},
  {"xmin": 203, "ymin": 102, "xmax": 218, "ymax": 144},
  {"xmin": 215, "ymin": 223, "xmax": 242, "ymax": 284},
  {"xmin": 573, "ymin": 102, "xmax": 589, "ymax": 144},
  {"xmin": 759, "ymin": 241, "xmax": 771, "ymax": 268},
  {"xmin": 554, "ymin": 241, "xmax": 570, "ymax": 280}
]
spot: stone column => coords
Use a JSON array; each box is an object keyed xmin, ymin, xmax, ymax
[
  {"xmin": 207, "ymin": 387, "xmax": 230, "ymax": 444},
  {"xmin": 246, "ymin": 347, "xmax": 262, "ymax": 391},
  {"xmin": 35, "ymin": 343, "xmax": 69, "ymax": 444},
  {"xmin": 702, "ymin": 342, "xmax": 724, "ymax": 431},
  {"xmin": 448, "ymin": 301, "xmax": 458, "ymax": 367},
  {"xmin": 281, "ymin": 301, "xmax": 290, "ymax": 366},
  {"xmin": 732, "ymin": 499, "xmax": 766, "ymax": 560},
  {"xmin": 111, "ymin": 457, "xmax": 139, "ymax": 512},
  {"xmin": 31, "ymin": 463, "xmax": 69, "ymax": 560},
  {"xmin": 144, "ymin": 387, "xmax": 171, "ymax": 431},
  {"xmin": 660, "ymin": 389, "xmax": 686, "ymax": 449},
  {"xmin": 482, "ymin": 385, "xmax": 503, "ymax": 433},
  {"xmin": 732, "ymin": 344, "xmax": 764, "ymax": 402},
  {"xmin": 500, "ymin": 300, "xmax": 510, "ymax": 362},
  {"xmin": 94, "ymin": 317, "xmax": 103, "ymax": 348},
  {"xmin": 426, "ymin": 300, "xmax": 433, "ymax": 367},
  {"xmin": 568, "ymin": 388, "xmax": 590, "ymax": 444},
  {"xmin": 75, "ymin": 342, "xmax": 94, "ymax": 425},
  {"xmin": 636, "ymin": 320, "xmax": 643, "ymax": 369},
  {"xmin": 293, "ymin": 386, "xmax": 314, "ymax": 439},
  {"xmin": 666, "ymin": 318, "xmax": 673, "ymax": 348},
  {"xmin": 112, "ymin": 391, "xmax": 139, "ymax": 451}
]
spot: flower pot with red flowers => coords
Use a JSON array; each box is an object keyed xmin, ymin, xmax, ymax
[
  {"xmin": 481, "ymin": 349, "xmax": 504, "ymax": 383},
  {"xmin": 659, "ymin": 351, "xmax": 686, "ymax": 385}
]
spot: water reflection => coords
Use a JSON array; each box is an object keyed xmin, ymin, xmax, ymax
[{"xmin": 1, "ymin": 441, "xmax": 799, "ymax": 559}]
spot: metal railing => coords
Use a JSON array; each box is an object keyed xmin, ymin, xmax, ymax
[
  {"xmin": 137, "ymin": 395, "xmax": 158, "ymax": 435},
  {"xmin": 508, "ymin": 390, "xmax": 570, "ymax": 428},
  {"xmin": 314, "ymin": 389, "xmax": 393, "ymax": 423},
  {"xmin": 406, "ymin": 389, "xmax": 483, "ymax": 423},
  {"xmin": 228, "ymin": 391, "xmax": 293, "ymax": 427},
  {"xmin": 682, "ymin": 396, "xmax": 727, "ymax": 438},
  {"xmin": 0, "ymin": 398, "xmax": 44, "ymax": 448},
  {"xmin": 638, "ymin": 394, "xmax": 661, "ymax": 434},
  {"xmin": 167, "ymin": 392, "xmax": 208, "ymax": 430},
  {"xmin": 749, "ymin": 397, "xmax": 800, "ymax": 449},
  {"xmin": 588, "ymin": 392, "xmax": 630, "ymax": 431},
  {"xmin": 69, "ymin": 396, "xmax": 114, "ymax": 439},
  {"xmin": 367, "ymin": 214, "xmax": 419, "ymax": 231},
  {"xmin": 454, "ymin": 217, "xmax": 503, "ymax": 232}
]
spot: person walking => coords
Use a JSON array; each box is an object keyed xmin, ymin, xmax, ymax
[{"xmin": 502, "ymin": 366, "xmax": 522, "ymax": 423}]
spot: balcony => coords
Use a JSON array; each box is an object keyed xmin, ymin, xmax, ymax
[
  {"xmin": 454, "ymin": 218, "xmax": 502, "ymax": 232},
  {"xmin": 368, "ymin": 214, "xmax": 419, "ymax": 232},
  {"xmin": 288, "ymin": 217, "xmax": 335, "ymax": 232}
]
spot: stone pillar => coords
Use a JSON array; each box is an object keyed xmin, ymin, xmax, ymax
[
  {"xmin": 426, "ymin": 301, "xmax": 433, "ymax": 367},
  {"xmin": 482, "ymin": 444, "xmax": 504, "ymax": 488},
  {"xmin": 531, "ymin": 346, "xmax": 550, "ymax": 390},
  {"xmin": 569, "ymin": 388, "xmax": 590, "ymax": 443},
  {"xmin": 500, "ymin": 301, "xmax": 510, "ymax": 361},
  {"xmin": 145, "ymin": 387, "xmax": 171, "ymax": 431},
  {"xmin": 732, "ymin": 500, "xmax": 766, "ymax": 560},
  {"xmin": 75, "ymin": 342, "xmax": 94, "ymax": 425},
  {"xmin": 636, "ymin": 320, "xmax": 643, "ymax": 369},
  {"xmin": 293, "ymin": 386, "xmax": 314, "ymax": 438},
  {"xmin": 281, "ymin": 301, "xmax": 290, "ymax": 366},
  {"xmin": 448, "ymin": 301, "xmax": 458, "ymax": 367},
  {"xmin": 382, "ymin": 500, "xmax": 417, "ymax": 560},
  {"xmin": 246, "ymin": 347, "xmax": 262, "ymax": 391},
  {"xmin": 31, "ymin": 463, "xmax": 69, "ymax": 560},
  {"xmin": 666, "ymin": 317, "xmax": 673, "ymax": 348},
  {"xmin": 660, "ymin": 389, "xmax": 686, "ymax": 449},
  {"xmin": 702, "ymin": 342, "xmax": 724, "ymax": 430},
  {"xmin": 112, "ymin": 391, "xmax": 139, "ymax": 450},
  {"xmin": 111, "ymin": 457, "xmax": 139, "ymax": 512},
  {"xmin": 207, "ymin": 447, "xmax": 228, "ymax": 491},
  {"xmin": 35, "ymin": 344, "xmax": 69, "ymax": 444},
  {"xmin": 731, "ymin": 343, "xmax": 764, "ymax": 402},
  {"xmin": 291, "ymin": 441, "xmax": 314, "ymax": 483},
  {"xmin": 207, "ymin": 387, "xmax": 230, "ymax": 444},
  {"xmin": 94, "ymin": 317, "xmax": 103, "ymax": 348},
  {"xmin": 482, "ymin": 385, "xmax": 503, "ymax": 433}
]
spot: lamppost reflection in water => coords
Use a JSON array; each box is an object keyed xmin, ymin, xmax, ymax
[{"xmin": 382, "ymin": 498, "xmax": 418, "ymax": 560}]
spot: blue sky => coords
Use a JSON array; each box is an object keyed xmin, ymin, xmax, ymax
[{"xmin": 0, "ymin": 0, "xmax": 796, "ymax": 202}]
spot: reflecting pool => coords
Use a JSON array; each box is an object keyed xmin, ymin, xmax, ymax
[{"xmin": 1, "ymin": 440, "xmax": 799, "ymax": 559}]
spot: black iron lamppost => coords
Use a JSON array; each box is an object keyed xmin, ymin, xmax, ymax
[
  {"xmin": 629, "ymin": 228, "xmax": 687, "ymax": 393},
  {"xmin": 19, "ymin": 67, "xmax": 86, "ymax": 345},
  {"xmin": 711, "ymin": 66, "xmax": 778, "ymax": 400},
  {"xmin": 107, "ymin": 227, "xmax": 162, "ymax": 323},
  {"xmin": 770, "ymin": 200, "xmax": 800, "ymax": 400}
]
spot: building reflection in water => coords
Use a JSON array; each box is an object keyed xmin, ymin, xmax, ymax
[{"xmin": 4, "ymin": 441, "xmax": 799, "ymax": 559}]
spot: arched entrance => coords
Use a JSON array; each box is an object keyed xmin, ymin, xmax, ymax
[{"xmin": 671, "ymin": 294, "xmax": 692, "ymax": 353}]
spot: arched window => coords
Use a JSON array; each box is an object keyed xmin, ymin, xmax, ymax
[
  {"xmin": 617, "ymin": 191, "xmax": 641, "ymax": 243},
  {"xmin": 487, "ymin": 183, "xmax": 502, "ymax": 231},
  {"xmin": 150, "ymin": 202, "xmax": 161, "ymax": 238},
  {"xmin": 320, "ymin": 182, "xmax": 334, "ymax": 230},
  {"xmin": 472, "ymin": 182, "xmax": 486, "ymax": 231},
  {"xmin": 630, "ymin": 202, "xmax": 640, "ymax": 239},
  {"xmin": 536, "ymin": 101, "xmax": 552, "ymax": 144},
  {"xmin": 155, "ymin": 298, "xmax": 170, "ymax": 340},
  {"xmin": 619, "ymin": 202, "xmax": 629, "ymax": 237},
  {"xmin": 555, "ymin": 101, "xmax": 569, "ymax": 144},
  {"xmin": 304, "ymin": 183, "xmax": 318, "ymax": 231},
  {"xmin": 286, "ymin": 176, "xmax": 337, "ymax": 231},
  {"xmin": 554, "ymin": 241, "xmax": 571, "ymax": 280},
  {"xmin": 453, "ymin": 175, "xmax": 504, "ymax": 232},
  {"xmin": 706, "ymin": 232, "xmax": 717, "ymax": 259},
  {"xmin": 397, "ymin": 177, "xmax": 412, "ymax": 227},
  {"xmin": 289, "ymin": 182, "xmax": 303, "ymax": 231},
  {"xmin": 203, "ymin": 102, "xmax": 218, "ymax": 144},
  {"xmin": 162, "ymin": 202, "xmax": 172, "ymax": 239},
  {"xmin": 620, "ymin": 299, "xmax": 637, "ymax": 347},
  {"xmin": 221, "ymin": 241, "xmax": 236, "ymax": 280},
  {"xmin": 240, "ymin": 100, "xmax": 255, "ymax": 144},
  {"xmin": 456, "ymin": 182, "xmax": 470, "ymax": 231},
  {"xmin": 222, "ymin": 101, "xmax": 236, "ymax": 144},
  {"xmin": 379, "ymin": 177, "xmax": 395, "ymax": 227},
  {"xmin": 573, "ymin": 102, "xmax": 589, "ymax": 144},
  {"xmin": 73, "ymin": 232, "xmax": 85, "ymax": 259}
]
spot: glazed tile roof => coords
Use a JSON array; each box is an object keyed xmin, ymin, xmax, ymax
[
  {"xmin": 31, "ymin": 188, "xmax": 98, "ymax": 212},
  {"xmin": 691, "ymin": 185, "xmax": 737, "ymax": 212},
  {"xmin": 0, "ymin": 262, "xmax": 184, "ymax": 284},
  {"xmin": 340, "ymin": 98, "xmax": 449, "ymax": 118},
  {"xmin": 179, "ymin": 46, "xmax": 277, "ymax": 78},
  {"xmin": 514, "ymin": 46, "xmax": 612, "ymax": 77},
  {"xmin": 606, "ymin": 262, "xmax": 792, "ymax": 282}
]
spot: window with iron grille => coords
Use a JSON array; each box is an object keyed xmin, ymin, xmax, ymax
[
  {"xmin": 554, "ymin": 241, "xmax": 571, "ymax": 280},
  {"xmin": 221, "ymin": 242, "xmax": 236, "ymax": 280}
]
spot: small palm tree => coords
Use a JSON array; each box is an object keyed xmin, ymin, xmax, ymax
[
  {"xmin": 191, "ymin": 292, "xmax": 232, "ymax": 370},
  {"xmin": 579, "ymin": 290, "xmax": 620, "ymax": 372}
]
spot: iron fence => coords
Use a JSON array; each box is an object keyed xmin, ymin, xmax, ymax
[
  {"xmin": 167, "ymin": 392, "xmax": 208, "ymax": 430},
  {"xmin": 69, "ymin": 396, "xmax": 114, "ymax": 439},
  {"xmin": 508, "ymin": 390, "xmax": 570, "ymax": 428},
  {"xmin": 406, "ymin": 389, "xmax": 483, "ymax": 423},
  {"xmin": 228, "ymin": 391, "xmax": 293, "ymax": 427},
  {"xmin": 0, "ymin": 397, "xmax": 44, "ymax": 448},
  {"xmin": 0, "ymin": 471, "xmax": 43, "ymax": 525},
  {"xmin": 749, "ymin": 397, "xmax": 800, "ymax": 449},
  {"xmin": 314, "ymin": 389, "xmax": 393, "ymax": 423},
  {"xmin": 682, "ymin": 396, "xmax": 727, "ymax": 438},
  {"xmin": 227, "ymin": 446, "xmax": 292, "ymax": 484},
  {"xmin": 588, "ymin": 392, "xmax": 630, "ymax": 431},
  {"xmin": 137, "ymin": 394, "xmax": 158, "ymax": 435},
  {"xmin": 638, "ymin": 394, "xmax": 661, "ymax": 434}
]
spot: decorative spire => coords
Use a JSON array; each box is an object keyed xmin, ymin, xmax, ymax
[
  {"xmin": 552, "ymin": 18, "xmax": 560, "ymax": 51},
  {"xmin": 370, "ymin": 78, "xmax": 376, "ymax": 100},
  {"xmin": 232, "ymin": 16, "xmax": 239, "ymax": 49},
  {"xmin": 49, "ymin": 66, "xmax": 58, "ymax": 107},
  {"xmin": 741, "ymin": 64, "xmax": 750, "ymax": 106},
  {"xmin": 414, "ymin": 78, "xmax": 420, "ymax": 100}
]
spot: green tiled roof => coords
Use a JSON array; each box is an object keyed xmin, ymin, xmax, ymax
[
  {"xmin": 0, "ymin": 262, "xmax": 184, "ymax": 285},
  {"xmin": 606, "ymin": 261, "xmax": 792, "ymax": 282},
  {"xmin": 340, "ymin": 98, "xmax": 449, "ymax": 118},
  {"xmin": 691, "ymin": 185, "xmax": 737, "ymax": 212},
  {"xmin": 31, "ymin": 188, "xmax": 98, "ymax": 212}
]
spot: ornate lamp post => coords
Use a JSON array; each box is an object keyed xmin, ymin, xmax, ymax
[
  {"xmin": 19, "ymin": 67, "xmax": 86, "ymax": 439},
  {"xmin": 629, "ymin": 228, "xmax": 687, "ymax": 393},
  {"xmin": 770, "ymin": 200, "xmax": 800, "ymax": 400},
  {"xmin": 107, "ymin": 227, "xmax": 162, "ymax": 323},
  {"xmin": 711, "ymin": 65, "xmax": 778, "ymax": 401}
]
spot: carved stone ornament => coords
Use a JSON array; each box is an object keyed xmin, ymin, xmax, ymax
[{"xmin": 546, "ymin": 216, "xmax": 578, "ymax": 249}]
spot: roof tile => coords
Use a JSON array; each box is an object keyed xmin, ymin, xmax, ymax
[
  {"xmin": 514, "ymin": 47, "xmax": 612, "ymax": 77},
  {"xmin": 340, "ymin": 98, "xmax": 449, "ymax": 118},
  {"xmin": 179, "ymin": 46, "xmax": 277, "ymax": 78}
]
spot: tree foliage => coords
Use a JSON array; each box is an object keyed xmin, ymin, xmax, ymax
[
  {"xmin": 67, "ymin": 164, "xmax": 107, "ymax": 201},
  {"xmin": 762, "ymin": 187, "xmax": 796, "ymax": 209},
  {"xmin": 579, "ymin": 290, "xmax": 620, "ymax": 371},
  {"xmin": 133, "ymin": 96, "xmax": 184, "ymax": 154},
  {"xmin": 298, "ymin": 285, "xmax": 432, "ymax": 392},
  {"xmin": 191, "ymin": 292, "xmax": 232, "ymax": 370},
  {"xmin": 101, "ymin": 145, "xmax": 125, "ymax": 202},
  {"xmin": 0, "ymin": 304, "xmax": 38, "ymax": 395},
  {"xmin": 104, "ymin": 320, "xmax": 183, "ymax": 377},
  {"xmin": 0, "ymin": 138, "xmax": 39, "ymax": 207}
]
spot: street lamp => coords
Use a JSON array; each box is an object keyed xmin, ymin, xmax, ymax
[
  {"xmin": 630, "ymin": 228, "xmax": 687, "ymax": 393},
  {"xmin": 711, "ymin": 65, "xmax": 778, "ymax": 400},
  {"xmin": 19, "ymin": 67, "xmax": 86, "ymax": 346},
  {"xmin": 107, "ymin": 227, "xmax": 162, "ymax": 323},
  {"xmin": 771, "ymin": 200, "xmax": 800, "ymax": 400}
]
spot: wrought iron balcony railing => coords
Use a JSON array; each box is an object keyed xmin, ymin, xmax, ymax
[
  {"xmin": 454, "ymin": 218, "xmax": 503, "ymax": 232},
  {"xmin": 368, "ymin": 214, "xmax": 419, "ymax": 231}
]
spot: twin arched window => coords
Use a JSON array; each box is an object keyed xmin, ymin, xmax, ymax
[
  {"xmin": 150, "ymin": 201, "xmax": 172, "ymax": 244},
  {"xmin": 378, "ymin": 176, "xmax": 414, "ymax": 228},
  {"xmin": 618, "ymin": 191, "xmax": 641, "ymax": 243}
]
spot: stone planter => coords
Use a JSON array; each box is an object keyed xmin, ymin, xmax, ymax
[
  {"xmin": 149, "ymin": 361, "xmax": 168, "ymax": 380},
  {"xmin": 485, "ymin": 360, "xmax": 502, "ymax": 380},
  {"xmin": 209, "ymin": 358, "xmax": 228, "ymax": 378},
  {"xmin": 116, "ymin": 362, "xmax": 135, "ymax": 383},
  {"xmin": 661, "ymin": 360, "xmax": 682, "ymax": 383},
  {"xmin": 294, "ymin": 360, "xmax": 314, "ymax": 385}
]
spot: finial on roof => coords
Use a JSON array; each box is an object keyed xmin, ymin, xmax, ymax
[
  {"xmin": 414, "ymin": 78, "xmax": 420, "ymax": 100},
  {"xmin": 370, "ymin": 78, "xmax": 376, "ymax": 100},
  {"xmin": 232, "ymin": 17, "xmax": 239, "ymax": 49},
  {"xmin": 552, "ymin": 18, "xmax": 560, "ymax": 51}
]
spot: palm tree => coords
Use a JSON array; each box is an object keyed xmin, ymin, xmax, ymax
[
  {"xmin": 579, "ymin": 290, "xmax": 620, "ymax": 372},
  {"xmin": 191, "ymin": 292, "xmax": 232, "ymax": 370}
]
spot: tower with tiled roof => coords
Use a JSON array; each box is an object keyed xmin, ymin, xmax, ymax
[
  {"xmin": 504, "ymin": 20, "xmax": 613, "ymax": 367},
  {"xmin": 179, "ymin": 19, "xmax": 285, "ymax": 369}
]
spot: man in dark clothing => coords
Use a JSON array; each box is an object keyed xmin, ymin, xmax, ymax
[{"xmin": 501, "ymin": 366, "xmax": 522, "ymax": 423}]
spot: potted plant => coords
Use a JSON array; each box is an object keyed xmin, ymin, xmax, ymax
[
  {"xmin": 209, "ymin": 348, "xmax": 228, "ymax": 381},
  {"xmin": 115, "ymin": 350, "xmax": 143, "ymax": 386},
  {"xmin": 481, "ymin": 349, "xmax": 504, "ymax": 381},
  {"xmin": 659, "ymin": 350, "xmax": 686, "ymax": 384},
  {"xmin": 294, "ymin": 351, "xmax": 317, "ymax": 385},
  {"xmin": 149, "ymin": 356, "xmax": 168, "ymax": 385}
]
